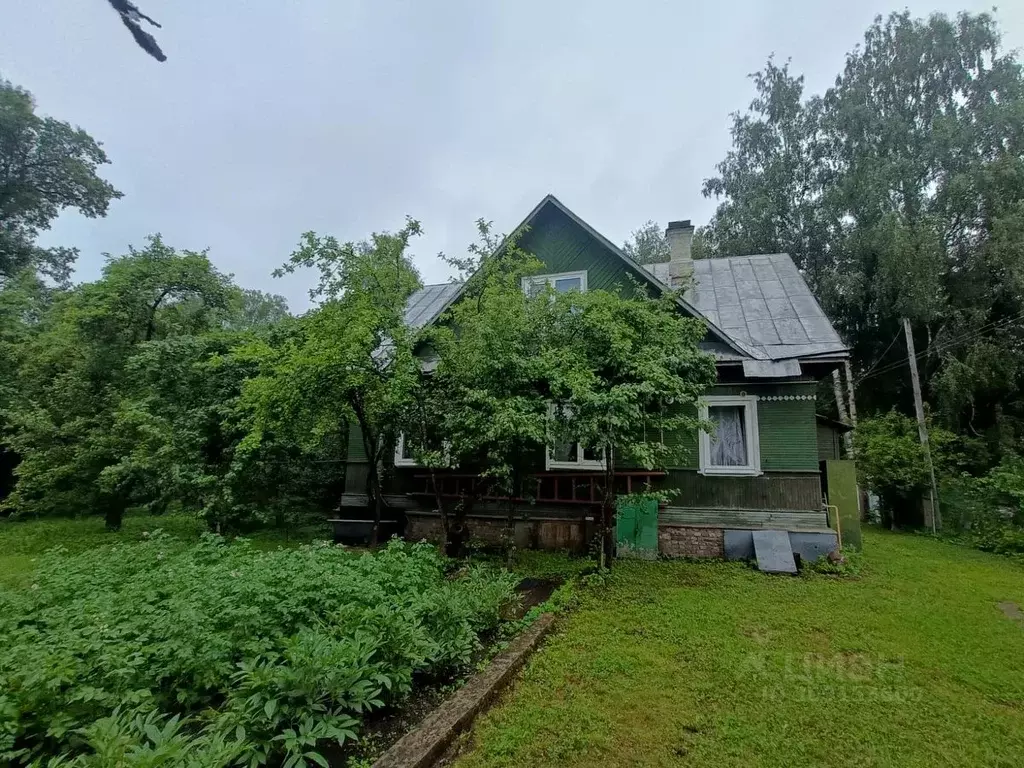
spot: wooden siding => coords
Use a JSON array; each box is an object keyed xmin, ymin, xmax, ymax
[
  {"xmin": 758, "ymin": 397, "xmax": 818, "ymax": 471},
  {"xmin": 660, "ymin": 508, "xmax": 830, "ymax": 530},
  {"xmin": 347, "ymin": 423, "xmax": 368, "ymax": 463},
  {"xmin": 373, "ymin": 469, "xmax": 821, "ymax": 514},
  {"xmin": 817, "ymin": 422, "xmax": 842, "ymax": 461},
  {"xmin": 656, "ymin": 382, "xmax": 819, "ymax": 472},
  {"xmin": 517, "ymin": 204, "xmax": 645, "ymax": 296},
  {"xmin": 344, "ymin": 461, "xmax": 369, "ymax": 495},
  {"xmin": 663, "ymin": 470, "xmax": 822, "ymax": 512}
]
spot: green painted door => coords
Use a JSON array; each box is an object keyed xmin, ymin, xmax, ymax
[{"xmin": 616, "ymin": 497, "xmax": 659, "ymax": 559}]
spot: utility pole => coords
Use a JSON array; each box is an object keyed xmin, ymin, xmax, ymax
[{"xmin": 903, "ymin": 317, "xmax": 940, "ymax": 533}]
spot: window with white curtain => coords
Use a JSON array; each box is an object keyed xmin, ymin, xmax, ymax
[{"xmin": 698, "ymin": 395, "xmax": 761, "ymax": 476}]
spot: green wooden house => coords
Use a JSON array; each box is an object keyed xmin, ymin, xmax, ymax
[{"xmin": 341, "ymin": 195, "xmax": 850, "ymax": 558}]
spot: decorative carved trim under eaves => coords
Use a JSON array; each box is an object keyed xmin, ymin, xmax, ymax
[{"xmin": 759, "ymin": 394, "xmax": 816, "ymax": 401}]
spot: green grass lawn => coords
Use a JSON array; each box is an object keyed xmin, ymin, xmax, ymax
[
  {"xmin": 456, "ymin": 531, "xmax": 1024, "ymax": 767},
  {"xmin": 0, "ymin": 512, "xmax": 334, "ymax": 590}
]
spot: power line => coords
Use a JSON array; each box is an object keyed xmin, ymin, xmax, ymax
[
  {"xmin": 856, "ymin": 328, "xmax": 902, "ymax": 381},
  {"xmin": 855, "ymin": 311, "xmax": 1024, "ymax": 387},
  {"xmin": 856, "ymin": 312, "xmax": 1024, "ymax": 386},
  {"xmin": 856, "ymin": 316, "xmax": 1016, "ymax": 386}
]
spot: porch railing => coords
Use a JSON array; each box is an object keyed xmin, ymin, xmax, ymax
[{"xmin": 408, "ymin": 470, "xmax": 666, "ymax": 506}]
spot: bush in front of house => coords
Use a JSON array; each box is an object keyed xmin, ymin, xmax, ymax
[
  {"xmin": 0, "ymin": 535, "xmax": 517, "ymax": 767},
  {"xmin": 854, "ymin": 411, "xmax": 961, "ymax": 528}
]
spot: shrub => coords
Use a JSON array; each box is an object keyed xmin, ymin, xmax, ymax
[
  {"xmin": 854, "ymin": 411, "xmax": 960, "ymax": 527},
  {"xmin": 805, "ymin": 546, "xmax": 864, "ymax": 577},
  {"xmin": 941, "ymin": 458, "xmax": 1024, "ymax": 556},
  {"xmin": 0, "ymin": 536, "xmax": 517, "ymax": 766}
]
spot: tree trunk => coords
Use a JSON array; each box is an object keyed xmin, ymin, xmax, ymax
[
  {"xmin": 601, "ymin": 445, "xmax": 616, "ymax": 569},
  {"xmin": 505, "ymin": 468, "xmax": 519, "ymax": 567},
  {"xmin": 832, "ymin": 369, "xmax": 854, "ymax": 457},
  {"xmin": 144, "ymin": 288, "xmax": 171, "ymax": 342},
  {"xmin": 428, "ymin": 466, "xmax": 449, "ymax": 545},
  {"xmin": 365, "ymin": 454, "xmax": 382, "ymax": 547},
  {"xmin": 447, "ymin": 490, "xmax": 471, "ymax": 558},
  {"xmin": 352, "ymin": 400, "xmax": 384, "ymax": 547}
]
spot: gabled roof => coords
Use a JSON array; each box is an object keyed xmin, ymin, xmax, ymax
[
  {"xmin": 526, "ymin": 195, "xmax": 758, "ymax": 359},
  {"xmin": 403, "ymin": 194, "xmax": 847, "ymax": 364},
  {"xmin": 643, "ymin": 255, "xmax": 847, "ymax": 361}
]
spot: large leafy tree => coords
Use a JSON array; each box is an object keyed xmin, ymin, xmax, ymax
[
  {"xmin": 701, "ymin": 10, "xmax": 1024, "ymax": 463},
  {"xmin": 416, "ymin": 224, "xmax": 716, "ymax": 564},
  {"xmin": 409, "ymin": 223, "xmax": 548, "ymax": 555},
  {"xmin": 0, "ymin": 78, "xmax": 121, "ymax": 284},
  {"xmin": 248, "ymin": 220, "xmax": 424, "ymax": 543},
  {"xmin": 3, "ymin": 237, "xmax": 232, "ymax": 527},
  {"xmin": 541, "ymin": 283, "xmax": 716, "ymax": 565}
]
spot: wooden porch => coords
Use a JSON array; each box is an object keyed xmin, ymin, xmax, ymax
[{"xmin": 406, "ymin": 470, "xmax": 667, "ymax": 507}]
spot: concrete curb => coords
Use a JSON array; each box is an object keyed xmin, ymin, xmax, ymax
[{"xmin": 372, "ymin": 612, "xmax": 556, "ymax": 768}]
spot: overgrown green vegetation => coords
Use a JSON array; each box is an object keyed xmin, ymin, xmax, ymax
[
  {"xmin": 0, "ymin": 536, "xmax": 517, "ymax": 766},
  {"xmin": 621, "ymin": 8, "xmax": 1024, "ymax": 547},
  {"xmin": 0, "ymin": 512, "xmax": 334, "ymax": 590},
  {"xmin": 456, "ymin": 531, "xmax": 1024, "ymax": 767}
]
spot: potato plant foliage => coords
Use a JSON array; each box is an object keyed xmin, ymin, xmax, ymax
[{"xmin": 0, "ymin": 536, "xmax": 516, "ymax": 766}]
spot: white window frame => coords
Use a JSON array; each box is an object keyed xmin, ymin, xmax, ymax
[
  {"xmin": 521, "ymin": 270, "xmax": 588, "ymax": 296},
  {"xmin": 698, "ymin": 395, "xmax": 761, "ymax": 476},
  {"xmin": 545, "ymin": 403, "xmax": 606, "ymax": 471},
  {"xmin": 395, "ymin": 433, "xmax": 453, "ymax": 468},
  {"xmin": 394, "ymin": 433, "xmax": 419, "ymax": 467}
]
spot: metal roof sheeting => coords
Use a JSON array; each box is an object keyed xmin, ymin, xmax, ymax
[
  {"xmin": 402, "ymin": 254, "xmax": 845, "ymax": 364},
  {"xmin": 643, "ymin": 254, "xmax": 846, "ymax": 361},
  {"xmin": 403, "ymin": 282, "xmax": 461, "ymax": 328}
]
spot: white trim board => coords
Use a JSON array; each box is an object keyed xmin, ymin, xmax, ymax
[{"xmin": 698, "ymin": 395, "xmax": 762, "ymax": 477}]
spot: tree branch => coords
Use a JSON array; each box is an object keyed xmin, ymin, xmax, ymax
[{"xmin": 106, "ymin": 0, "xmax": 167, "ymax": 62}]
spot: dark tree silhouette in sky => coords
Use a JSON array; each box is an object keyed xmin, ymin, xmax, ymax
[{"xmin": 107, "ymin": 0, "xmax": 166, "ymax": 62}]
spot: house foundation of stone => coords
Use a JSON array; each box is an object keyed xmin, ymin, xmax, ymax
[{"xmin": 657, "ymin": 524, "xmax": 725, "ymax": 558}]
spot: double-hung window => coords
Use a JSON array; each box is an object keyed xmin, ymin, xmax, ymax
[
  {"xmin": 547, "ymin": 440, "xmax": 605, "ymax": 471},
  {"xmin": 394, "ymin": 433, "xmax": 419, "ymax": 467},
  {"xmin": 545, "ymin": 403, "xmax": 605, "ymax": 470},
  {"xmin": 394, "ymin": 432, "xmax": 449, "ymax": 467},
  {"xmin": 522, "ymin": 270, "xmax": 588, "ymax": 297},
  {"xmin": 698, "ymin": 395, "xmax": 761, "ymax": 476}
]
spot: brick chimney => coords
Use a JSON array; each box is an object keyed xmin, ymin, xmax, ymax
[{"xmin": 666, "ymin": 220, "xmax": 695, "ymax": 287}]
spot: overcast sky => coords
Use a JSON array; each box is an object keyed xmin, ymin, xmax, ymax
[{"xmin": 3, "ymin": 1, "xmax": 1023, "ymax": 311}]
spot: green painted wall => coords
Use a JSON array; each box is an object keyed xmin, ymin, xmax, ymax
[
  {"xmin": 517, "ymin": 205, "xmax": 644, "ymax": 296},
  {"xmin": 348, "ymin": 422, "xmax": 367, "ymax": 463},
  {"xmin": 758, "ymin": 397, "xmax": 818, "ymax": 471},
  {"xmin": 817, "ymin": 422, "xmax": 842, "ymax": 461},
  {"xmin": 657, "ymin": 382, "xmax": 818, "ymax": 472}
]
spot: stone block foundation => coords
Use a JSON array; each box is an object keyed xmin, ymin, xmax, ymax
[
  {"xmin": 658, "ymin": 524, "xmax": 725, "ymax": 558},
  {"xmin": 406, "ymin": 512, "xmax": 588, "ymax": 552}
]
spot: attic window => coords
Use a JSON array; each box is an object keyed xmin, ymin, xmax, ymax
[{"xmin": 522, "ymin": 270, "xmax": 588, "ymax": 297}]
